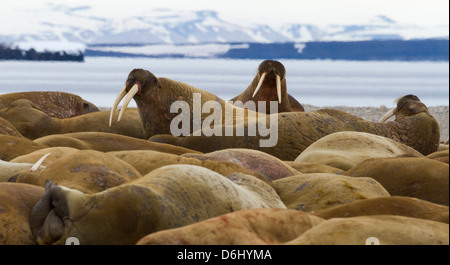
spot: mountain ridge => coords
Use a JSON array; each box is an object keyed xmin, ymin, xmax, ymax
[{"xmin": 1, "ymin": 4, "xmax": 448, "ymax": 46}]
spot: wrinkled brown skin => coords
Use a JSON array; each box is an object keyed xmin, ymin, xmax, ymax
[
  {"xmin": 136, "ymin": 208, "xmax": 324, "ymax": 245},
  {"xmin": 284, "ymin": 215, "xmax": 449, "ymax": 245},
  {"xmin": 29, "ymin": 165, "xmax": 285, "ymax": 245},
  {"xmin": 0, "ymin": 99, "xmax": 144, "ymax": 139},
  {"xmin": 181, "ymin": 148, "xmax": 300, "ymax": 181},
  {"xmin": 0, "ymin": 135, "xmax": 47, "ymax": 161},
  {"xmin": 33, "ymin": 132, "xmax": 200, "ymax": 155},
  {"xmin": 312, "ymin": 196, "xmax": 449, "ymax": 224},
  {"xmin": 0, "ymin": 183, "xmax": 45, "ymax": 245},
  {"xmin": 294, "ymin": 131, "xmax": 424, "ymax": 171},
  {"xmin": 10, "ymin": 147, "xmax": 79, "ymax": 167},
  {"xmin": 151, "ymin": 94, "xmax": 440, "ymax": 160},
  {"xmin": 108, "ymin": 150, "xmax": 271, "ymax": 185},
  {"xmin": 283, "ymin": 161, "xmax": 343, "ymax": 174},
  {"xmin": 0, "ymin": 91, "xmax": 99, "ymax": 118},
  {"xmin": 12, "ymin": 150, "xmax": 142, "ymax": 193},
  {"xmin": 344, "ymin": 157, "xmax": 449, "ymax": 206},
  {"xmin": 117, "ymin": 69, "xmax": 231, "ymax": 139},
  {"xmin": 0, "ymin": 116, "xmax": 22, "ymax": 137},
  {"xmin": 273, "ymin": 173, "xmax": 390, "ymax": 212},
  {"xmin": 426, "ymin": 150, "xmax": 449, "ymax": 164},
  {"xmin": 229, "ymin": 60, "xmax": 304, "ymax": 113}
]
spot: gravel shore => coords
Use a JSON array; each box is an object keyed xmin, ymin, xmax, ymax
[{"xmin": 303, "ymin": 104, "xmax": 449, "ymax": 142}]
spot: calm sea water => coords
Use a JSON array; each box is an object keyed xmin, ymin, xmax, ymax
[{"xmin": 0, "ymin": 57, "xmax": 448, "ymax": 108}]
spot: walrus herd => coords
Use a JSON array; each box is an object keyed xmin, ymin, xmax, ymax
[{"xmin": 0, "ymin": 60, "xmax": 448, "ymax": 245}]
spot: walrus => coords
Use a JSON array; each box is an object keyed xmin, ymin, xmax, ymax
[
  {"xmin": 0, "ymin": 182, "xmax": 45, "ymax": 244},
  {"xmin": 311, "ymin": 196, "xmax": 449, "ymax": 224},
  {"xmin": 136, "ymin": 208, "xmax": 324, "ymax": 245},
  {"xmin": 12, "ymin": 150, "xmax": 142, "ymax": 193},
  {"xmin": 33, "ymin": 132, "xmax": 200, "ymax": 155},
  {"xmin": 284, "ymin": 215, "xmax": 449, "ymax": 245},
  {"xmin": 0, "ymin": 91, "xmax": 99, "ymax": 118},
  {"xmin": 10, "ymin": 147, "xmax": 80, "ymax": 167},
  {"xmin": 109, "ymin": 68, "xmax": 262, "ymax": 139},
  {"xmin": 0, "ymin": 99, "xmax": 144, "ymax": 139},
  {"xmin": 0, "ymin": 134, "xmax": 47, "ymax": 161},
  {"xmin": 273, "ymin": 173, "xmax": 390, "ymax": 212},
  {"xmin": 294, "ymin": 131, "xmax": 424, "ymax": 171},
  {"xmin": 107, "ymin": 150, "xmax": 271, "ymax": 185},
  {"xmin": 150, "ymin": 94, "xmax": 440, "ymax": 160},
  {"xmin": 181, "ymin": 148, "xmax": 300, "ymax": 181},
  {"xmin": 29, "ymin": 165, "xmax": 286, "ymax": 245},
  {"xmin": 343, "ymin": 157, "xmax": 449, "ymax": 206},
  {"xmin": 229, "ymin": 60, "xmax": 304, "ymax": 113}
]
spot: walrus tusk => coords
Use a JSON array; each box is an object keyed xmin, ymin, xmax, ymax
[
  {"xmin": 252, "ymin": 72, "xmax": 266, "ymax": 98},
  {"xmin": 109, "ymin": 86, "xmax": 127, "ymax": 127},
  {"xmin": 30, "ymin": 152, "xmax": 51, "ymax": 172},
  {"xmin": 117, "ymin": 84, "xmax": 139, "ymax": 122},
  {"xmin": 379, "ymin": 107, "xmax": 397, "ymax": 122},
  {"xmin": 276, "ymin": 74, "xmax": 281, "ymax": 104}
]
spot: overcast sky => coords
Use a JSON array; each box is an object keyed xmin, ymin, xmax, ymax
[{"xmin": 1, "ymin": 0, "xmax": 449, "ymax": 28}]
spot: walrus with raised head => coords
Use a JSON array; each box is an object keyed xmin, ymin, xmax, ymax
[
  {"xmin": 109, "ymin": 68, "xmax": 263, "ymax": 139},
  {"xmin": 230, "ymin": 60, "xmax": 304, "ymax": 113}
]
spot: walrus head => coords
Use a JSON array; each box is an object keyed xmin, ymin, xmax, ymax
[
  {"xmin": 252, "ymin": 60, "xmax": 286, "ymax": 105},
  {"xmin": 230, "ymin": 59, "xmax": 304, "ymax": 113},
  {"xmin": 109, "ymin": 69, "xmax": 158, "ymax": 126},
  {"xmin": 109, "ymin": 68, "xmax": 230, "ymax": 138},
  {"xmin": 379, "ymin": 94, "xmax": 431, "ymax": 122},
  {"xmin": 379, "ymin": 94, "xmax": 440, "ymax": 155}
]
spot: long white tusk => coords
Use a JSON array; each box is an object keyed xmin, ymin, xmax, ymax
[
  {"xmin": 252, "ymin": 72, "xmax": 266, "ymax": 98},
  {"xmin": 109, "ymin": 86, "xmax": 127, "ymax": 127},
  {"xmin": 30, "ymin": 152, "xmax": 51, "ymax": 172},
  {"xmin": 379, "ymin": 107, "xmax": 397, "ymax": 122},
  {"xmin": 117, "ymin": 84, "xmax": 139, "ymax": 122},
  {"xmin": 276, "ymin": 74, "xmax": 281, "ymax": 104}
]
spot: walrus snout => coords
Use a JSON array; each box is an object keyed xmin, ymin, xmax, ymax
[
  {"xmin": 253, "ymin": 70, "xmax": 282, "ymax": 104},
  {"xmin": 29, "ymin": 180, "xmax": 70, "ymax": 245}
]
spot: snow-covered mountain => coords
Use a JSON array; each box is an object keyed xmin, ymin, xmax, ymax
[{"xmin": 1, "ymin": 4, "xmax": 448, "ymax": 49}]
